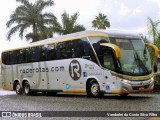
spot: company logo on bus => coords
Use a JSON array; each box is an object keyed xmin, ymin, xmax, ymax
[{"xmin": 69, "ymin": 60, "xmax": 81, "ymax": 81}]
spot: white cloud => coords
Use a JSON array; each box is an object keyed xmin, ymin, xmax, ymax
[
  {"xmin": 133, "ymin": 7, "xmax": 142, "ymax": 15},
  {"xmin": 120, "ymin": 3, "xmax": 131, "ymax": 16}
]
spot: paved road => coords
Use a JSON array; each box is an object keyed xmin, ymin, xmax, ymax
[{"xmin": 0, "ymin": 90, "xmax": 160, "ymax": 120}]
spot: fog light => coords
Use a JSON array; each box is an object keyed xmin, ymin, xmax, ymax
[{"xmin": 123, "ymin": 87, "xmax": 129, "ymax": 91}]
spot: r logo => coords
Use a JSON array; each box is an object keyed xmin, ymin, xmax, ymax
[{"xmin": 69, "ymin": 60, "xmax": 81, "ymax": 80}]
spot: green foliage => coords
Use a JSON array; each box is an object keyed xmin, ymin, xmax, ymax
[
  {"xmin": 92, "ymin": 13, "xmax": 110, "ymax": 29},
  {"xmin": 146, "ymin": 17, "xmax": 160, "ymax": 64},
  {"xmin": 55, "ymin": 11, "xmax": 86, "ymax": 35},
  {"xmin": 147, "ymin": 17, "xmax": 160, "ymax": 45},
  {"xmin": 6, "ymin": 0, "xmax": 57, "ymax": 42}
]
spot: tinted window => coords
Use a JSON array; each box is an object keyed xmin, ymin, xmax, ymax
[
  {"xmin": 10, "ymin": 51, "xmax": 18, "ymax": 64},
  {"xmin": 30, "ymin": 47, "xmax": 41, "ymax": 62},
  {"xmin": 103, "ymin": 49, "xmax": 115, "ymax": 70},
  {"xmin": 41, "ymin": 44, "xmax": 56, "ymax": 61},
  {"xmin": 25, "ymin": 48, "xmax": 31, "ymax": 63},
  {"xmin": 2, "ymin": 52, "xmax": 9, "ymax": 65},
  {"xmin": 2, "ymin": 38, "xmax": 97, "ymax": 65},
  {"xmin": 77, "ymin": 38, "xmax": 97, "ymax": 63}
]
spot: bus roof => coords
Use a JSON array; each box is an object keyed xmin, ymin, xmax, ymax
[
  {"xmin": 30, "ymin": 30, "xmax": 141, "ymax": 45},
  {"xmin": 3, "ymin": 30, "xmax": 141, "ymax": 52}
]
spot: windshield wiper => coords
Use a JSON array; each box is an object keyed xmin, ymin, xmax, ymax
[
  {"xmin": 133, "ymin": 51, "xmax": 149, "ymax": 74},
  {"xmin": 130, "ymin": 58, "xmax": 136, "ymax": 74}
]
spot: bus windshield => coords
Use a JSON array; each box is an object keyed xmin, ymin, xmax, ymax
[{"xmin": 110, "ymin": 38, "xmax": 152, "ymax": 75}]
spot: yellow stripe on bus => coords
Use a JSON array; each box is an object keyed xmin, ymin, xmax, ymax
[
  {"xmin": 2, "ymin": 86, "xmax": 12, "ymax": 91},
  {"xmin": 111, "ymin": 71, "xmax": 153, "ymax": 79},
  {"xmin": 65, "ymin": 90, "xmax": 86, "ymax": 93},
  {"xmin": 111, "ymin": 87, "xmax": 154, "ymax": 94}
]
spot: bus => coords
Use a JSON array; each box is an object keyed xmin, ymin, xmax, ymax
[{"xmin": 0, "ymin": 30, "xmax": 158, "ymax": 97}]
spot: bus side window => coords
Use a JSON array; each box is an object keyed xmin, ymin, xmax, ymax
[
  {"xmin": 71, "ymin": 40, "xmax": 84, "ymax": 58},
  {"xmin": 103, "ymin": 49, "xmax": 115, "ymax": 71},
  {"xmin": 10, "ymin": 51, "xmax": 18, "ymax": 64},
  {"xmin": 56, "ymin": 42, "xmax": 72, "ymax": 59},
  {"xmin": 56, "ymin": 42, "xmax": 64, "ymax": 59},
  {"xmin": 65, "ymin": 41, "xmax": 74, "ymax": 59},
  {"xmin": 48, "ymin": 44, "xmax": 56, "ymax": 60},
  {"xmin": 2, "ymin": 53, "xmax": 6, "ymax": 64},
  {"xmin": 2, "ymin": 52, "xmax": 10, "ymax": 65},
  {"xmin": 31, "ymin": 47, "xmax": 41, "ymax": 62},
  {"xmin": 26, "ymin": 48, "xmax": 31, "ymax": 63},
  {"xmin": 41, "ymin": 45, "xmax": 47, "ymax": 61},
  {"xmin": 18, "ymin": 50, "xmax": 24, "ymax": 63},
  {"xmin": 82, "ymin": 38, "xmax": 97, "ymax": 63},
  {"xmin": 22, "ymin": 49, "xmax": 27, "ymax": 63}
]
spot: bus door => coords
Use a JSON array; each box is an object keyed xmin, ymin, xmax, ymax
[{"xmin": 101, "ymin": 48, "xmax": 118, "ymax": 92}]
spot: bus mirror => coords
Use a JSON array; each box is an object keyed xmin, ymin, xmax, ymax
[
  {"xmin": 100, "ymin": 43, "xmax": 121, "ymax": 58},
  {"xmin": 145, "ymin": 43, "xmax": 159, "ymax": 57},
  {"xmin": 153, "ymin": 62, "xmax": 158, "ymax": 73}
]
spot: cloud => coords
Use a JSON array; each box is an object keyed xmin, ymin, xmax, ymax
[
  {"xmin": 120, "ymin": 3, "xmax": 131, "ymax": 16},
  {"xmin": 0, "ymin": 0, "xmax": 160, "ymax": 53},
  {"xmin": 94, "ymin": 0, "xmax": 160, "ymax": 35}
]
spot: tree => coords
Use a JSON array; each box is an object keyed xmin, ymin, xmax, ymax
[
  {"xmin": 147, "ymin": 17, "xmax": 160, "ymax": 45},
  {"xmin": 92, "ymin": 13, "xmax": 110, "ymax": 29},
  {"xmin": 56, "ymin": 11, "xmax": 86, "ymax": 35},
  {"xmin": 147, "ymin": 17, "xmax": 160, "ymax": 63},
  {"xmin": 6, "ymin": 0, "xmax": 57, "ymax": 42}
]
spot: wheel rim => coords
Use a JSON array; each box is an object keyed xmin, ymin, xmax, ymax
[
  {"xmin": 25, "ymin": 84, "xmax": 30, "ymax": 94},
  {"xmin": 16, "ymin": 84, "xmax": 21, "ymax": 94},
  {"xmin": 91, "ymin": 83, "xmax": 99, "ymax": 96}
]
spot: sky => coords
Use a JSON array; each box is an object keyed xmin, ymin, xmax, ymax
[{"xmin": 0, "ymin": 0, "xmax": 160, "ymax": 53}]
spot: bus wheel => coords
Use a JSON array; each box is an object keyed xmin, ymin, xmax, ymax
[
  {"xmin": 15, "ymin": 82, "xmax": 22, "ymax": 95},
  {"xmin": 23, "ymin": 82, "xmax": 31, "ymax": 95},
  {"xmin": 88, "ymin": 80, "xmax": 104, "ymax": 97}
]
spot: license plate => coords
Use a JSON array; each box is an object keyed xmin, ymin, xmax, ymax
[{"xmin": 139, "ymin": 86, "xmax": 144, "ymax": 90}]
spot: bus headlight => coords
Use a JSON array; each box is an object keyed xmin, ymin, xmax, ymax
[
  {"xmin": 123, "ymin": 79, "xmax": 128, "ymax": 83},
  {"xmin": 122, "ymin": 79, "xmax": 131, "ymax": 84},
  {"xmin": 150, "ymin": 77, "xmax": 154, "ymax": 83}
]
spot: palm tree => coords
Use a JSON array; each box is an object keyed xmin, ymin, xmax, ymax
[
  {"xmin": 147, "ymin": 17, "xmax": 160, "ymax": 64},
  {"xmin": 55, "ymin": 11, "xmax": 86, "ymax": 35},
  {"xmin": 147, "ymin": 17, "xmax": 160, "ymax": 45},
  {"xmin": 92, "ymin": 13, "xmax": 110, "ymax": 30},
  {"xmin": 6, "ymin": 0, "xmax": 58, "ymax": 42}
]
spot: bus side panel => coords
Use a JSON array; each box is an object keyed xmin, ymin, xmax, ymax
[
  {"xmin": 64, "ymin": 59, "xmax": 104, "ymax": 93},
  {"xmin": 2, "ymin": 65, "xmax": 13, "ymax": 90},
  {"xmin": 64, "ymin": 59, "xmax": 85, "ymax": 93},
  {"xmin": 103, "ymin": 70, "xmax": 119, "ymax": 93},
  {"xmin": 36, "ymin": 62, "xmax": 48, "ymax": 90},
  {"xmin": 17, "ymin": 63, "xmax": 40, "ymax": 90},
  {"xmin": 47, "ymin": 60, "xmax": 65, "ymax": 91}
]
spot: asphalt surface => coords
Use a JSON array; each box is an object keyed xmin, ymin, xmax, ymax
[{"xmin": 0, "ymin": 89, "xmax": 160, "ymax": 120}]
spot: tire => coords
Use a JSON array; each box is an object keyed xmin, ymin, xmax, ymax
[
  {"xmin": 23, "ymin": 81, "xmax": 31, "ymax": 95},
  {"xmin": 87, "ymin": 80, "xmax": 104, "ymax": 98},
  {"xmin": 15, "ymin": 82, "xmax": 22, "ymax": 95}
]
